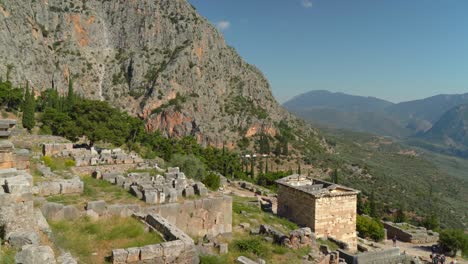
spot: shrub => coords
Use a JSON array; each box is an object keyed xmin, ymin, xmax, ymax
[
  {"xmin": 232, "ymin": 237, "xmax": 270, "ymax": 258},
  {"xmin": 199, "ymin": 255, "xmax": 227, "ymax": 264},
  {"xmin": 202, "ymin": 172, "xmax": 220, "ymax": 191},
  {"xmin": 169, "ymin": 154, "xmax": 206, "ymax": 181},
  {"xmin": 439, "ymin": 229, "xmax": 468, "ymax": 257},
  {"xmin": 357, "ymin": 215, "xmax": 385, "ymax": 242}
]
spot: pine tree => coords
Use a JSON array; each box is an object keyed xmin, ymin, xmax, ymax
[{"xmin": 22, "ymin": 83, "xmax": 36, "ymax": 131}]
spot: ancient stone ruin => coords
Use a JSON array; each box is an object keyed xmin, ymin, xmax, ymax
[
  {"xmin": 0, "ymin": 120, "xmax": 57, "ymax": 262},
  {"xmin": 93, "ymin": 167, "xmax": 208, "ymax": 205},
  {"xmin": 383, "ymin": 221, "xmax": 439, "ymax": 244},
  {"xmin": 276, "ymin": 175, "xmax": 359, "ymax": 251}
]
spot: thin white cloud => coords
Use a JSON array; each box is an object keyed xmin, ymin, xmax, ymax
[
  {"xmin": 301, "ymin": 0, "xmax": 313, "ymax": 8},
  {"xmin": 216, "ymin": 21, "xmax": 231, "ymax": 31}
]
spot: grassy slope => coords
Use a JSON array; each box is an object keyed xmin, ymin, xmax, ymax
[
  {"xmin": 319, "ymin": 128, "xmax": 468, "ymax": 229},
  {"xmin": 49, "ymin": 217, "xmax": 163, "ymax": 264}
]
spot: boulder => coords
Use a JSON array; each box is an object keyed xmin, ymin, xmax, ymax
[
  {"xmin": 86, "ymin": 200, "xmax": 106, "ymax": 215},
  {"xmin": 183, "ymin": 186, "xmax": 195, "ymax": 197},
  {"xmin": 57, "ymin": 252, "xmax": 77, "ymax": 264},
  {"xmin": 126, "ymin": 248, "xmax": 140, "ymax": 262},
  {"xmin": 62, "ymin": 206, "xmax": 81, "ymax": 221},
  {"xmin": 15, "ymin": 245, "xmax": 56, "ymax": 264},
  {"xmin": 85, "ymin": 209, "xmax": 99, "ymax": 221},
  {"xmin": 41, "ymin": 202, "xmax": 64, "ymax": 220},
  {"xmin": 7, "ymin": 230, "xmax": 40, "ymax": 249}
]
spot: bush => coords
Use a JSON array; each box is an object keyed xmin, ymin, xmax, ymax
[
  {"xmin": 199, "ymin": 255, "xmax": 227, "ymax": 264},
  {"xmin": 202, "ymin": 172, "xmax": 220, "ymax": 191},
  {"xmin": 357, "ymin": 215, "xmax": 385, "ymax": 241},
  {"xmin": 169, "ymin": 154, "xmax": 206, "ymax": 181},
  {"xmin": 439, "ymin": 229, "xmax": 468, "ymax": 257},
  {"xmin": 233, "ymin": 237, "xmax": 270, "ymax": 258}
]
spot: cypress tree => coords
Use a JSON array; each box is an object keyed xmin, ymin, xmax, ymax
[
  {"xmin": 67, "ymin": 78, "xmax": 74, "ymax": 110},
  {"xmin": 22, "ymin": 83, "xmax": 36, "ymax": 131},
  {"xmin": 369, "ymin": 191, "xmax": 379, "ymax": 218},
  {"xmin": 297, "ymin": 161, "xmax": 301, "ymax": 175},
  {"xmin": 264, "ymin": 157, "xmax": 268, "ymax": 174},
  {"xmin": 332, "ymin": 168, "xmax": 339, "ymax": 184},
  {"xmin": 250, "ymin": 154, "xmax": 255, "ymax": 178}
]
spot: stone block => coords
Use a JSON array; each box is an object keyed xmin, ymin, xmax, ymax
[
  {"xmin": 167, "ymin": 189, "xmax": 178, "ymax": 203},
  {"xmin": 183, "ymin": 186, "xmax": 195, "ymax": 197},
  {"xmin": 130, "ymin": 185, "xmax": 143, "ymax": 200},
  {"xmin": 15, "ymin": 245, "xmax": 56, "ymax": 264},
  {"xmin": 194, "ymin": 182, "xmax": 208, "ymax": 196},
  {"xmin": 62, "ymin": 205, "xmax": 81, "ymax": 221},
  {"xmin": 41, "ymin": 202, "xmax": 64, "ymax": 220},
  {"xmin": 86, "ymin": 200, "xmax": 106, "ymax": 215},
  {"xmin": 60, "ymin": 179, "xmax": 84, "ymax": 194},
  {"xmin": 218, "ymin": 243, "xmax": 228, "ymax": 254},
  {"xmin": 57, "ymin": 252, "xmax": 78, "ymax": 264},
  {"xmin": 7, "ymin": 230, "xmax": 40, "ymax": 249},
  {"xmin": 140, "ymin": 244, "xmax": 163, "ymax": 260},
  {"xmin": 37, "ymin": 181, "xmax": 61, "ymax": 196},
  {"xmin": 112, "ymin": 249, "xmax": 128, "ymax": 264},
  {"xmin": 92, "ymin": 171, "xmax": 102, "ymax": 179},
  {"xmin": 162, "ymin": 240, "xmax": 185, "ymax": 263},
  {"xmin": 126, "ymin": 247, "xmax": 140, "ymax": 262},
  {"xmin": 86, "ymin": 209, "xmax": 99, "ymax": 221},
  {"xmin": 236, "ymin": 256, "xmax": 258, "ymax": 264},
  {"xmin": 145, "ymin": 191, "xmax": 159, "ymax": 204}
]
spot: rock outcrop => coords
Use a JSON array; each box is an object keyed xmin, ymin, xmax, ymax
[{"xmin": 0, "ymin": 0, "xmax": 317, "ymax": 147}]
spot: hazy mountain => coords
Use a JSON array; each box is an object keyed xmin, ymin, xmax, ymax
[
  {"xmin": 283, "ymin": 90, "xmax": 412, "ymax": 137},
  {"xmin": 416, "ymin": 104, "xmax": 468, "ymax": 157},
  {"xmin": 284, "ymin": 90, "xmax": 393, "ymax": 113},
  {"xmin": 386, "ymin": 93, "xmax": 468, "ymax": 125}
]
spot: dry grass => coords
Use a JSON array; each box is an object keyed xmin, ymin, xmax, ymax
[{"xmin": 49, "ymin": 216, "xmax": 164, "ymax": 264}]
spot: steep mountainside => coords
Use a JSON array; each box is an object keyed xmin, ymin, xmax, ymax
[
  {"xmin": 0, "ymin": 0, "xmax": 311, "ymax": 148},
  {"xmin": 386, "ymin": 93, "xmax": 468, "ymax": 126},
  {"xmin": 283, "ymin": 90, "xmax": 411, "ymax": 137},
  {"xmin": 416, "ymin": 104, "xmax": 468, "ymax": 156}
]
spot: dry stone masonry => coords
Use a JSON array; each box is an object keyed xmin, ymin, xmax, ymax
[
  {"xmin": 93, "ymin": 167, "xmax": 208, "ymax": 205},
  {"xmin": 111, "ymin": 214, "xmax": 198, "ymax": 264},
  {"xmin": 0, "ymin": 120, "xmax": 57, "ymax": 263},
  {"xmin": 276, "ymin": 175, "xmax": 359, "ymax": 251}
]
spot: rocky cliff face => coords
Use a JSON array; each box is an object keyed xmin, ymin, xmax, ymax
[{"xmin": 0, "ymin": 0, "xmax": 312, "ymax": 147}]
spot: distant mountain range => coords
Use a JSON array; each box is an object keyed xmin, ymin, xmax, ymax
[{"xmin": 283, "ymin": 90, "xmax": 468, "ymax": 157}]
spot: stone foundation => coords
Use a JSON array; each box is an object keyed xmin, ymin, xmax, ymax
[
  {"xmin": 112, "ymin": 214, "xmax": 198, "ymax": 264},
  {"xmin": 383, "ymin": 222, "xmax": 439, "ymax": 244}
]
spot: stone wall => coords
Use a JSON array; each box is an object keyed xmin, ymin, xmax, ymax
[
  {"xmin": 42, "ymin": 143, "xmax": 74, "ymax": 156},
  {"xmin": 0, "ymin": 141, "xmax": 15, "ymax": 169},
  {"xmin": 71, "ymin": 163, "xmax": 138, "ymax": 175},
  {"xmin": 112, "ymin": 214, "xmax": 198, "ymax": 264},
  {"xmin": 277, "ymin": 184, "xmax": 316, "ymax": 229},
  {"xmin": 143, "ymin": 195, "xmax": 233, "ymax": 238},
  {"xmin": 383, "ymin": 222, "xmax": 439, "ymax": 244},
  {"xmin": 338, "ymin": 248, "xmax": 420, "ymax": 264},
  {"xmin": 315, "ymin": 195, "xmax": 357, "ymax": 250},
  {"xmin": 42, "ymin": 196, "xmax": 233, "ymax": 238},
  {"xmin": 277, "ymin": 184, "xmax": 357, "ymax": 251}
]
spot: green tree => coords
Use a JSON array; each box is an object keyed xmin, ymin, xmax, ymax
[
  {"xmin": 202, "ymin": 172, "xmax": 221, "ymax": 191},
  {"xmin": 169, "ymin": 154, "xmax": 206, "ymax": 181},
  {"xmin": 439, "ymin": 229, "xmax": 468, "ymax": 257},
  {"xmin": 369, "ymin": 191, "xmax": 380, "ymax": 218},
  {"xmin": 332, "ymin": 168, "xmax": 339, "ymax": 184},
  {"xmin": 395, "ymin": 203, "xmax": 407, "ymax": 223},
  {"xmin": 66, "ymin": 78, "xmax": 75, "ymax": 109},
  {"xmin": 22, "ymin": 83, "xmax": 36, "ymax": 130},
  {"xmin": 357, "ymin": 215, "xmax": 385, "ymax": 242}
]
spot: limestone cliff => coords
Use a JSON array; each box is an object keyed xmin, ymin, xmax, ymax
[{"xmin": 0, "ymin": 0, "xmax": 318, "ymax": 148}]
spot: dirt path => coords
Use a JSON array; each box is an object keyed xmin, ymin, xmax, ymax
[{"xmin": 381, "ymin": 239, "xmax": 467, "ymax": 264}]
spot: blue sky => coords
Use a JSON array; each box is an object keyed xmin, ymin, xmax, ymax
[{"xmin": 188, "ymin": 0, "xmax": 468, "ymax": 103}]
